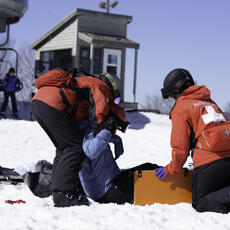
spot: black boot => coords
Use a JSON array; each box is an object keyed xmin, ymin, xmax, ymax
[
  {"xmin": 195, "ymin": 186, "xmax": 230, "ymax": 214},
  {"xmin": 196, "ymin": 199, "xmax": 228, "ymax": 214},
  {"xmin": 0, "ymin": 112, "xmax": 6, "ymax": 118},
  {"xmin": 53, "ymin": 191, "xmax": 89, "ymax": 207},
  {"xmin": 12, "ymin": 113, "xmax": 19, "ymax": 119}
]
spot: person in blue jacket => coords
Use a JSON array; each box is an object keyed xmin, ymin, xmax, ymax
[
  {"xmin": 0, "ymin": 67, "xmax": 22, "ymax": 118},
  {"xmin": 78, "ymin": 117, "xmax": 158, "ymax": 204}
]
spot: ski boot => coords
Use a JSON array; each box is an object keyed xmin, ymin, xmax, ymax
[
  {"xmin": 12, "ymin": 113, "xmax": 19, "ymax": 119},
  {"xmin": 53, "ymin": 190, "xmax": 89, "ymax": 207}
]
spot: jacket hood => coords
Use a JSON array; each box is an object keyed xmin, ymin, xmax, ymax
[
  {"xmin": 169, "ymin": 85, "xmax": 211, "ymax": 119},
  {"xmin": 35, "ymin": 69, "xmax": 72, "ymax": 89},
  {"xmin": 179, "ymin": 85, "xmax": 211, "ymax": 101}
]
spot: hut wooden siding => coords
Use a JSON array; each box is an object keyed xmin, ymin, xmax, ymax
[{"xmin": 38, "ymin": 20, "xmax": 77, "ymax": 52}]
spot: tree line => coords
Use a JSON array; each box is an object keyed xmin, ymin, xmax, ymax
[{"xmin": 141, "ymin": 94, "xmax": 230, "ymax": 118}]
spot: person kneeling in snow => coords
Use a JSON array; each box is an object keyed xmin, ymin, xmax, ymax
[{"xmin": 155, "ymin": 68, "xmax": 230, "ymax": 214}]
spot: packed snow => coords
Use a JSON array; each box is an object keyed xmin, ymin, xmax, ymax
[{"xmin": 0, "ymin": 112, "xmax": 230, "ymax": 230}]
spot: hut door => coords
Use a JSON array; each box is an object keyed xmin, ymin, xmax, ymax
[{"xmin": 103, "ymin": 48, "xmax": 121, "ymax": 78}]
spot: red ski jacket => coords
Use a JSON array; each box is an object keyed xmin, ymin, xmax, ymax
[
  {"xmin": 165, "ymin": 85, "xmax": 230, "ymax": 175},
  {"xmin": 32, "ymin": 70, "xmax": 126, "ymax": 134}
]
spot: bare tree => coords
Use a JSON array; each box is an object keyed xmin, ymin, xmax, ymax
[
  {"xmin": 17, "ymin": 42, "xmax": 35, "ymax": 102},
  {"xmin": 0, "ymin": 38, "xmax": 16, "ymax": 101},
  {"xmin": 0, "ymin": 38, "xmax": 16, "ymax": 78},
  {"xmin": 141, "ymin": 94, "xmax": 174, "ymax": 114},
  {"xmin": 224, "ymin": 102, "xmax": 230, "ymax": 119},
  {"xmin": 0, "ymin": 40, "xmax": 35, "ymax": 102},
  {"xmin": 224, "ymin": 102, "xmax": 230, "ymax": 113}
]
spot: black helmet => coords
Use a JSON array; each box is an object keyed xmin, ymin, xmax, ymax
[
  {"xmin": 98, "ymin": 72, "xmax": 121, "ymax": 104},
  {"xmin": 161, "ymin": 68, "xmax": 195, "ymax": 99}
]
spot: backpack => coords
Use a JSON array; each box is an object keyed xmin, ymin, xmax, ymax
[
  {"xmin": 196, "ymin": 121, "xmax": 230, "ymax": 152},
  {"xmin": 36, "ymin": 69, "xmax": 79, "ymax": 114}
]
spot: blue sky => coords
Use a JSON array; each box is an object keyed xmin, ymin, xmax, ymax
[{"xmin": 10, "ymin": 0, "xmax": 230, "ymax": 109}]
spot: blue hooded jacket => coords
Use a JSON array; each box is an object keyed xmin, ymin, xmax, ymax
[
  {"xmin": 78, "ymin": 120, "xmax": 123, "ymax": 201},
  {"xmin": 2, "ymin": 74, "xmax": 20, "ymax": 92}
]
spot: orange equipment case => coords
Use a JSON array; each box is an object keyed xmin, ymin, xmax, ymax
[{"xmin": 134, "ymin": 169, "xmax": 192, "ymax": 205}]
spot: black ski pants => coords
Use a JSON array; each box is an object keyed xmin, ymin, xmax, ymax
[
  {"xmin": 97, "ymin": 163, "xmax": 159, "ymax": 204},
  {"xmin": 1, "ymin": 91, "xmax": 18, "ymax": 114},
  {"xmin": 193, "ymin": 157, "xmax": 230, "ymax": 213},
  {"xmin": 32, "ymin": 100, "xmax": 85, "ymax": 193}
]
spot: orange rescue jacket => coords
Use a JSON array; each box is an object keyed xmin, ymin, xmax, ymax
[
  {"xmin": 32, "ymin": 70, "xmax": 126, "ymax": 134},
  {"xmin": 165, "ymin": 85, "xmax": 230, "ymax": 175}
]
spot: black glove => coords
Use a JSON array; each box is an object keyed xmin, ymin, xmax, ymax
[
  {"xmin": 101, "ymin": 117, "xmax": 117, "ymax": 135},
  {"xmin": 109, "ymin": 111, "xmax": 130, "ymax": 133}
]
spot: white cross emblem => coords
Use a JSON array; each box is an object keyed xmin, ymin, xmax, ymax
[{"xmin": 202, "ymin": 106, "xmax": 226, "ymax": 124}]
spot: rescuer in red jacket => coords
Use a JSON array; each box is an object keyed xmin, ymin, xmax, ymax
[
  {"xmin": 32, "ymin": 69, "xmax": 128, "ymax": 208},
  {"xmin": 155, "ymin": 68, "xmax": 230, "ymax": 213}
]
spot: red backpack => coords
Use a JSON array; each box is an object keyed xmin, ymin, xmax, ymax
[
  {"xmin": 197, "ymin": 121, "xmax": 230, "ymax": 152},
  {"xmin": 35, "ymin": 69, "xmax": 78, "ymax": 114}
]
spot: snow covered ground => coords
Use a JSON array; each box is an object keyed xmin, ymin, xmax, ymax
[{"xmin": 0, "ymin": 112, "xmax": 230, "ymax": 230}]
